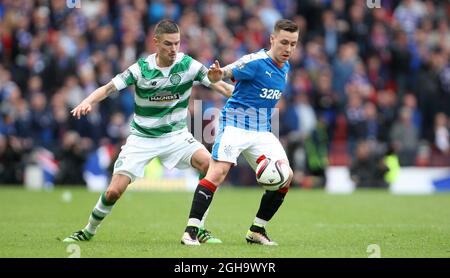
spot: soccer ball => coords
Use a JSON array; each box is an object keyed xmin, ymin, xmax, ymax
[{"xmin": 255, "ymin": 157, "xmax": 290, "ymax": 191}]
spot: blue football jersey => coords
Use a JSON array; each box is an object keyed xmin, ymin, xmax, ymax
[{"xmin": 220, "ymin": 49, "xmax": 290, "ymax": 132}]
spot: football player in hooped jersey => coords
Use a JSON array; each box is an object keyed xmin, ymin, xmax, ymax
[
  {"xmin": 181, "ymin": 19, "xmax": 298, "ymax": 245},
  {"xmin": 63, "ymin": 20, "xmax": 234, "ymax": 244}
]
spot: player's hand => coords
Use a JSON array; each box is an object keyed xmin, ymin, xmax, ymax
[
  {"xmin": 71, "ymin": 102, "xmax": 92, "ymax": 119},
  {"xmin": 207, "ymin": 60, "xmax": 224, "ymax": 83}
]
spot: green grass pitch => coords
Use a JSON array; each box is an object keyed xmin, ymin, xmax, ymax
[{"xmin": 1, "ymin": 186, "xmax": 449, "ymax": 258}]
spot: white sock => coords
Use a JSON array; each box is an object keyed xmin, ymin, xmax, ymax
[
  {"xmin": 199, "ymin": 208, "xmax": 210, "ymax": 229},
  {"xmin": 84, "ymin": 193, "xmax": 115, "ymax": 235},
  {"xmin": 253, "ymin": 217, "xmax": 268, "ymax": 227},
  {"xmin": 187, "ymin": 218, "xmax": 201, "ymax": 228}
]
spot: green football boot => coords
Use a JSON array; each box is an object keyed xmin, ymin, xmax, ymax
[
  {"xmin": 197, "ymin": 228, "xmax": 222, "ymax": 244},
  {"xmin": 63, "ymin": 229, "xmax": 94, "ymax": 243}
]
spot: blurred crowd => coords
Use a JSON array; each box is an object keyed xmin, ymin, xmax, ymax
[{"xmin": 0, "ymin": 0, "xmax": 449, "ymax": 187}]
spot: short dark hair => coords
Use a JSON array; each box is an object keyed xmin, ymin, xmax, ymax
[
  {"xmin": 154, "ymin": 19, "xmax": 180, "ymax": 37},
  {"xmin": 274, "ymin": 19, "xmax": 298, "ymax": 33}
]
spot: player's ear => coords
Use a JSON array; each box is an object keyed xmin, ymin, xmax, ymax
[
  {"xmin": 270, "ymin": 34, "xmax": 274, "ymax": 45},
  {"xmin": 153, "ymin": 36, "xmax": 159, "ymax": 46}
]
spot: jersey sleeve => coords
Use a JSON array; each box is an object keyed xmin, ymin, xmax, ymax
[
  {"xmin": 111, "ymin": 62, "xmax": 139, "ymax": 91},
  {"xmin": 192, "ymin": 59, "xmax": 211, "ymax": 87},
  {"xmin": 226, "ymin": 54, "xmax": 259, "ymax": 81}
]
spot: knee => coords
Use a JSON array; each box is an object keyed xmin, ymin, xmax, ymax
[{"xmin": 192, "ymin": 150, "xmax": 211, "ymax": 175}]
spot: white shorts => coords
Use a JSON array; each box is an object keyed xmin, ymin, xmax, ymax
[
  {"xmin": 212, "ymin": 126, "xmax": 289, "ymax": 170},
  {"xmin": 113, "ymin": 132, "xmax": 206, "ymax": 182}
]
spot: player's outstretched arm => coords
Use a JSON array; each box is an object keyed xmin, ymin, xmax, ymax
[
  {"xmin": 210, "ymin": 81, "xmax": 234, "ymax": 98},
  {"xmin": 71, "ymin": 81, "xmax": 117, "ymax": 119}
]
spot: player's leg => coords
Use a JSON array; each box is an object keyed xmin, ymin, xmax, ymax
[
  {"xmin": 251, "ymin": 158, "xmax": 293, "ymax": 232},
  {"xmin": 181, "ymin": 126, "xmax": 248, "ymax": 245},
  {"xmin": 158, "ymin": 132, "xmax": 225, "ymax": 245},
  {"xmin": 181, "ymin": 159, "xmax": 232, "ymax": 245},
  {"xmin": 243, "ymin": 132, "xmax": 294, "ymax": 246},
  {"xmin": 245, "ymin": 163, "xmax": 292, "ymax": 246},
  {"xmin": 63, "ymin": 135, "xmax": 151, "ymax": 243},
  {"xmin": 63, "ymin": 174, "xmax": 131, "ymax": 242},
  {"xmin": 190, "ymin": 149, "xmax": 222, "ymax": 244}
]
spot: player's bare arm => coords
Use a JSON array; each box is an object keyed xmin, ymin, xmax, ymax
[
  {"xmin": 71, "ymin": 81, "xmax": 117, "ymax": 119},
  {"xmin": 210, "ymin": 81, "xmax": 234, "ymax": 98}
]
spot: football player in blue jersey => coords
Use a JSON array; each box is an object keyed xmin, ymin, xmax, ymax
[{"xmin": 181, "ymin": 19, "xmax": 299, "ymax": 246}]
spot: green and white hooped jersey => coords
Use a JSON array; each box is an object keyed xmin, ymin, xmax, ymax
[{"xmin": 112, "ymin": 52, "xmax": 210, "ymax": 138}]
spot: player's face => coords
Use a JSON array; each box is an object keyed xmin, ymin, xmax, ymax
[
  {"xmin": 154, "ymin": 32, "xmax": 180, "ymax": 66},
  {"xmin": 270, "ymin": 30, "xmax": 299, "ymax": 64}
]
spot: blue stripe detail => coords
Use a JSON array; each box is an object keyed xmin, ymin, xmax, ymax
[{"xmin": 212, "ymin": 121, "xmax": 225, "ymax": 160}]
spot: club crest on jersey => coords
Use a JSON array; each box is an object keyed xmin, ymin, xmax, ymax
[
  {"xmin": 169, "ymin": 73, "xmax": 181, "ymax": 85},
  {"xmin": 149, "ymin": 93, "xmax": 181, "ymax": 102}
]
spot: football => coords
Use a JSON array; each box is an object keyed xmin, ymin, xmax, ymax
[{"xmin": 255, "ymin": 156, "xmax": 290, "ymax": 191}]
